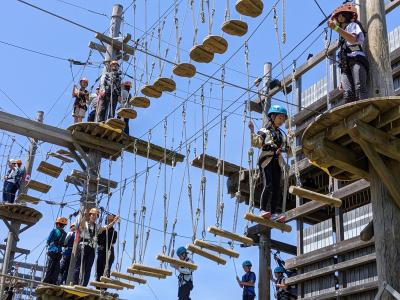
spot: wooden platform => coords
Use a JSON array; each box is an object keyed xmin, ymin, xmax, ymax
[
  {"xmin": 208, "ymin": 226, "xmax": 254, "ymax": 245},
  {"xmin": 235, "ymin": 0, "xmax": 264, "ymax": 18},
  {"xmin": 105, "ymin": 118, "xmax": 126, "ymax": 130},
  {"xmin": 47, "ymin": 152, "xmax": 74, "ymax": 163},
  {"xmin": 187, "ymin": 244, "xmax": 226, "ymax": 265},
  {"xmin": 16, "ymin": 193, "xmax": 40, "ymax": 205},
  {"xmin": 173, "ymin": 63, "xmax": 196, "ymax": 78},
  {"xmin": 36, "ymin": 285, "xmax": 117, "ymax": 299},
  {"xmin": 129, "ymin": 96, "xmax": 151, "ymax": 108},
  {"xmin": 0, "ymin": 203, "xmax": 42, "ymax": 225},
  {"xmin": 26, "ymin": 179, "xmax": 51, "ymax": 193},
  {"xmin": 111, "ymin": 271, "xmax": 147, "ymax": 284},
  {"xmin": 221, "ymin": 19, "xmax": 248, "ymax": 36},
  {"xmin": 244, "ymin": 213, "xmax": 292, "ymax": 233},
  {"xmin": 157, "ymin": 254, "xmax": 198, "ymax": 270},
  {"xmin": 191, "ymin": 154, "xmax": 242, "ymax": 177},
  {"xmin": 100, "ymin": 276, "xmax": 135, "ymax": 289},
  {"xmin": 203, "ymin": 35, "xmax": 228, "ymax": 54},
  {"xmin": 189, "ymin": 44, "xmax": 214, "ymax": 63},
  {"xmin": 37, "ymin": 161, "xmax": 63, "ymax": 178},
  {"xmin": 194, "ymin": 239, "xmax": 240, "ymax": 258}
]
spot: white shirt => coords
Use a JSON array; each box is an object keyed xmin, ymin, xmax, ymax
[
  {"xmin": 345, "ymin": 22, "xmax": 365, "ymax": 57},
  {"xmin": 121, "ymin": 89, "xmax": 130, "ymax": 106}
]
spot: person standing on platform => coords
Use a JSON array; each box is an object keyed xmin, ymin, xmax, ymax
[
  {"xmin": 72, "ymin": 78, "xmax": 90, "ymax": 123},
  {"xmin": 97, "ymin": 60, "xmax": 122, "ymax": 122},
  {"xmin": 15, "ymin": 159, "xmax": 25, "ymax": 191},
  {"xmin": 172, "ymin": 246, "xmax": 194, "ymax": 300},
  {"xmin": 87, "ymin": 87, "xmax": 100, "ymax": 122},
  {"xmin": 58, "ymin": 223, "xmax": 76, "ymax": 284},
  {"xmin": 328, "ymin": 2, "xmax": 369, "ymax": 103},
  {"xmin": 236, "ymin": 260, "xmax": 256, "ymax": 300},
  {"xmin": 248, "ymin": 105, "xmax": 290, "ymax": 223},
  {"xmin": 2, "ymin": 159, "xmax": 21, "ymax": 203},
  {"xmin": 119, "ymin": 81, "xmax": 132, "ymax": 135},
  {"xmin": 43, "ymin": 217, "xmax": 68, "ymax": 284},
  {"xmin": 271, "ymin": 266, "xmax": 296, "ymax": 300}
]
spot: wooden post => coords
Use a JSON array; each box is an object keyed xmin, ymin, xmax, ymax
[
  {"xmin": 259, "ymin": 230, "xmax": 271, "ymax": 300},
  {"xmin": 262, "ymin": 62, "xmax": 272, "ymax": 127}
]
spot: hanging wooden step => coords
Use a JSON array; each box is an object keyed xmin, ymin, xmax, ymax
[
  {"xmin": 116, "ymin": 108, "xmax": 137, "ymax": 120},
  {"xmin": 111, "ymin": 271, "xmax": 147, "ymax": 284},
  {"xmin": 130, "ymin": 263, "xmax": 172, "ymax": 276},
  {"xmin": 157, "ymin": 254, "xmax": 198, "ymax": 270},
  {"xmin": 72, "ymin": 285, "xmax": 102, "ymax": 296},
  {"xmin": 141, "ymin": 85, "xmax": 162, "ymax": 98},
  {"xmin": 173, "ymin": 63, "xmax": 197, "ymax": 78},
  {"xmin": 244, "ymin": 213, "xmax": 292, "ymax": 233},
  {"xmin": 47, "ymin": 152, "xmax": 74, "ymax": 163},
  {"xmin": 203, "ymin": 35, "xmax": 228, "ymax": 54},
  {"xmin": 289, "ymin": 186, "xmax": 342, "ymax": 208},
  {"xmin": 57, "ymin": 149, "xmax": 74, "ymax": 157},
  {"xmin": 37, "ymin": 161, "xmax": 63, "ymax": 178},
  {"xmin": 189, "ymin": 44, "xmax": 214, "ymax": 63},
  {"xmin": 71, "ymin": 169, "xmax": 118, "ymax": 189},
  {"xmin": 26, "ymin": 180, "xmax": 51, "ymax": 194},
  {"xmin": 0, "ymin": 203, "xmax": 42, "ymax": 226},
  {"xmin": 235, "ymin": 0, "xmax": 264, "ymax": 18},
  {"xmin": 208, "ymin": 226, "xmax": 253, "ymax": 245},
  {"xmin": 89, "ymin": 281, "xmax": 123, "ymax": 290},
  {"xmin": 187, "ymin": 244, "xmax": 227, "ymax": 265},
  {"xmin": 100, "ymin": 276, "xmax": 135, "ymax": 289},
  {"xmin": 16, "ymin": 193, "xmax": 40, "ymax": 205},
  {"xmin": 194, "ymin": 239, "xmax": 240, "ymax": 258},
  {"xmin": 191, "ymin": 154, "xmax": 242, "ymax": 177},
  {"xmin": 129, "ymin": 96, "xmax": 151, "ymax": 108},
  {"xmin": 153, "ymin": 77, "xmax": 177, "ymax": 92},
  {"xmin": 221, "ymin": 20, "xmax": 248, "ymax": 36},
  {"xmin": 105, "ymin": 118, "xmax": 126, "ymax": 131},
  {"xmin": 127, "ymin": 267, "xmax": 167, "ymax": 279}
]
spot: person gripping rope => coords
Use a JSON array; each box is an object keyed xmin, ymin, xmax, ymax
[
  {"xmin": 72, "ymin": 77, "xmax": 90, "ymax": 123},
  {"xmin": 236, "ymin": 260, "xmax": 256, "ymax": 300},
  {"xmin": 58, "ymin": 223, "xmax": 76, "ymax": 285},
  {"xmin": 271, "ymin": 266, "xmax": 296, "ymax": 300},
  {"xmin": 172, "ymin": 246, "xmax": 194, "ymax": 300}
]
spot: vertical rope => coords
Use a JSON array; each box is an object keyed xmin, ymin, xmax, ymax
[
  {"xmin": 132, "ymin": 140, "xmax": 138, "ymax": 263},
  {"xmin": 225, "ymin": 0, "xmax": 230, "ymax": 21},
  {"xmin": 216, "ymin": 65, "xmax": 225, "ymax": 228},
  {"xmin": 163, "ymin": 118, "xmax": 168, "ymax": 254},
  {"xmin": 174, "ymin": 0, "xmax": 181, "ymax": 64}
]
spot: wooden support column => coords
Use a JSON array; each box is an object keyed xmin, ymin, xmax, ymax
[{"xmin": 258, "ymin": 229, "xmax": 271, "ymax": 300}]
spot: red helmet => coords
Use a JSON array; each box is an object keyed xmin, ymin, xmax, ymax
[
  {"xmin": 80, "ymin": 77, "xmax": 89, "ymax": 84},
  {"xmin": 56, "ymin": 217, "xmax": 68, "ymax": 226},
  {"xmin": 332, "ymin": 2, "xmax": 358, "ymax": 21}
]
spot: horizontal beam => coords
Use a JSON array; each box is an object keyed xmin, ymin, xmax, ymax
[
  {"xmin": 0, "ymin": 244, "xmax": 30, "ymax": 255},
  {"xmin": 191, "ymin": 154, "xmax": 242, "ymax": 177},
  {"xmin": 301, "ymin": 281, "xmax": 378, "ymax": 300},
  {"xmin": 0, "ymin": 259, "xmax": 45, "ymax": 272},
  {"xmin": 289, "ymin": 186, "xmax": 342, "ymax": 207},
  {"xmin": 71, "ymin": 169, "xmax": 118, "ymax": 188},
  {"xmin": 284, "ymin": 201, "xmax": 326, "ymax": 222},
  {"xmin": 244, "ymin": 213, "xmax": 292, "ymax": 233}
]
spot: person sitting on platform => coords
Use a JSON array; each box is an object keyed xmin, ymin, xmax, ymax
[
  {"xmin": 270, "ymin": 266, "xmax": 296, "ymax": 300},
  {"xmin": 87, "ymin": 87, "xmax": 100, "ymax": 122},
  {"xmin": 72, "ymin": 77, "xmax": 90, "ymax": 123},
  {"xmin": 97, "ymin": 60, "xmax": 122, "ymax": 122},
  {"xmin": 328, "ymin": 2, "xmax": 368, "ymax": 103},
  {"xmin": 172, "ymin": 246, "xmax": 194, "ymax": 300},
  {"xmin": 43, "ymin": 217, "xmax": 68, "ymax": 285},
  {"xmin": 248, "ymin": 105, "xmax": 290, "ymax": 223},
  {"xmin": 2, "ymin": 159, "xmax": 22, "ymax": 203},
  {"xmin": 119, "ymin": 81, "xmax": 132, "ymax": 135},
  {"xmin": 58, "ymin": 223, "xmax": 76, "ymax": 285},
  {"xmin": 95, "ymin": 214, "xmax": 118, "ymax": 282},
  {"xmin": 236, "ymin": 260, "xmax": 256, "ymax": 300}
]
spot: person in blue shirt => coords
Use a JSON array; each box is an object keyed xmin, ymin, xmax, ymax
[
  {"xmin": 43, "ymin": 217, "xmax": 68, "ymax": 284},
  {"xmin": 236, "ymin": 260, "xmax": 256, "ymax": 300},
  {"xmin": 58, "ymin": 223, "xmax": 76, "ymax": 285}
]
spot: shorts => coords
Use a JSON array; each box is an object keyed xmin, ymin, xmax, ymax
[{"xmin": 73, "ymin": 107, "xmax": 87, "ymax": 118}]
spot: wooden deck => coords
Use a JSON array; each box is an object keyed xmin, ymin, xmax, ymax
[
  {"xmin": 0, "ymin": 203, "xmax": 42, "ymax": 226},
  {"xmin": 36, "ymin": 285, "xmax": 118, "ymax": 299}
]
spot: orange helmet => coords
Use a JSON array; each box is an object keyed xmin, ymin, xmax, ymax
[
  {"xmin": 80, "ymin": 77, "xmax": 89, "ymax": 84},
  {"xmin": 56, "ymin": 217, "xmax": 68, "ymax": 225},
  {"xmin": 110, "ymin": 60, "xmax": 119, "ymax": 66},
  {"xmin": 15, "ymin": 159, "xmax": 22, "ymax": 165},
  {"xmin": 89, "ymin": 207, "xmax": 99, "ymax": 216},
  {"xmin": 332, "ymin": 2, "xmax": 358, "ymax": 21}
]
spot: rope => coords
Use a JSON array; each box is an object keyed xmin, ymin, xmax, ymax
[
  {"xmin": 132, "ymin": 141, "xmax": 138, "ymax": 263},
  {"xmin": 224, "ymin": 0, "xmax": 230, "ymax": 21},
  {"xmin": 191, "ymin": 0, "xmax": 200, "ymax": 46},
  {"xmin": 163, "ymin": 118, "xmax": 168, "ymax": 254}
]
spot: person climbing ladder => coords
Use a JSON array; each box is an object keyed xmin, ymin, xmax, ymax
[
  {"xmin": 248, "ymin": 105, "xmax": 290, "ymax": 222},
  {"xmin": 236, "ymin": 260, "xmax": 256, "ymax": 300},
  {"xmin": 328, "ymin": 2, "xmax": 369, "ymax": 103},
  {"xmin": 72, "ymin": 77, "xmax": 90, "ymax": 123},
  {"xmin": 172, "ymin": 246, "xmax": 194, "ymax": 300}
]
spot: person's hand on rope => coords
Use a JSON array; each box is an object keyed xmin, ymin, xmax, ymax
[
  {"xmin": 248, "ymin": 120, "xmax": 255, "ymax": 134},
  {"xmin": 327, "ymin": 19, "xmax": 339, "ymax": 32},
  {"xmin": 236, "ymin": 275, "xmax": 241, "ymax": 284}
]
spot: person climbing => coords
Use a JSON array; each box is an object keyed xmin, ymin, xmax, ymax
[
  {"xmin": 248, "ymin": 105, "xmax": 290, "ymax": 223},
  {"xmin": 270, "ymin": 266, "xmax": 296, "ymax": 300},
  {"xmin": 73, "ymin": 208, "xmax": 119, "ymax": 286},
  {"xmin": 97, "ymin": 60, "xmax": 122, "ymax": 122},
  {"xmin": 87, "ymin": 87, "xmax": 100, "ymax": 122},
  {"xmin": 172, "ymin": 246, "xmax": 194, "ymax": 300},
  {"xmin": 236, "ymin": 260, "xmax": 256, "ymax": 300},
  {"xmin": 2, "ymin": 159, "xmax": 22, "ymax": 203},
  {"xmin": 72, "ymin": 77, "xmax": 90, "ymax": 123},
  {"xmin": 95, "ymin": 214, "xmax": 118, "ymax": 282},
  {"xmin": 43, "ymin": 217, "xmax": 68, "ymax": 284},
  {"xmin": 119, "ymin": 81, "xmax": 132, "ymax": 135},
  {"xmin": 58, "ymin": 223, "xmax": 76, "ymax": 285},
  {"xmin": 328, "ymin": 2, "xmax": 369, "ymax": 103}
]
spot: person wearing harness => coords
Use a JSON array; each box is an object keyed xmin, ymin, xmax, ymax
[
  {"xmin": 87, "ymin": 86, "xmax": 100, "ymax": 122},
  {"xmin": 271, "ymin": 266, "xmax": 296, "ymax": 300},
  {"xmin": 2, "ymin": 159, "xmax": 22, "ymax": 203},
  {"xmin": 95, "ymin": 214, "xmax": 118, "ymax": 282},
  {"xmin": 43, "ymin": 217, "xmax": 68, "ymax": 284},
  {"xmin": 97, "ymin": 60, "xmax": 122, "ymax": 122},
  {"xmin": 119, "ymin": 81, "xmax": 132, "ymax": 135},
  {"xmin": 248, "ymin": 105, "xmax": 290, "ymax": 223},
  {"xmin": 328, "ymin": 2, "xmax": 369, "ymax": 103},
  {"xmin": 58, "ymin": 223, "xmax": 76, "ymax": 284},
  {"xmin": 236, "ymin": 260, "xmax": 256, "ymax": 300},
  {"xmin": 72, "ymin": 77, "xmax": 90, "ymax": 123},
  {"xmin": 172, "ymin": 246, "xmax": 194, "ymax": 300}
]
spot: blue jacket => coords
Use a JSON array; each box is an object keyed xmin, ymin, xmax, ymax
[
  {"xmin": 47, "ymin": 228, "xmax": 66, "ymax": 253},
  {"xmin": 62, "ymin": 231, "xmax": 75, "ymax": 257},
  {"xmin": 242, "ymin": 271, "xmax": 256, "ymax": 296}
]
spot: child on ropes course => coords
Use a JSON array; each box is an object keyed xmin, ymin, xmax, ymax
[
  {"xmin": 328, "ymin": 2, "xmax": 369, "ymax": 103},
  {"xmin": 58, "ymin": 223, "xmax": 76, "ymax": 285},
  {"xmin": 2, "ymin": 159, "xmax": 22, "ymax": 203},
  {"xmin": 72, "ymin": 77, "xmax": 90, "ymax": 123},
  {"xmin": 172, "ymin": 246, "xmax": 194, "ymax": 300},
  {"xmin": 236, "ymin": 260, "xmax": 256, "ymax": 300},
  {"xmin": 119, "ymin": 81, "xmax": 132, "ymax": 135},
  {"xmin": 43, "ymin": 217, "xmax": 68, "ymax": 284},
  {"xmin": 87, "ymin": 87, "xmax": 100, "ymax": 122},
  {"xmin": 270, "ymin": 266, "xmax": 296, "ymax": 300},
  {"xmin": 248, "ymin": 105, "xmax": 290, "ymax": 223}
]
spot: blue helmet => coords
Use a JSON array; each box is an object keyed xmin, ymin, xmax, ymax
[
  {"xmin": 267, "ymin": 105, "xmax": 288, "ymax": 118},
  {"xmin": 274, "ymin": 266, "xmax": 285, "ymax": 273},
  {"xmin": 176, "ymin": 246, "xmax": 187, "ymax": 256},
  {"xmin": 242, "ymin": 260, "xmax": 252, "ymax": 268}
]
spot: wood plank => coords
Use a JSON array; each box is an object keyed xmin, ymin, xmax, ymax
[
  {"xmin": 64, "ymin": 175, "xmax": 110, "ymax": 194},
  {"xmin": 37, "ymin": 161, "xmax": 63, "ymax": 178},
  {"xmin": 0, "ymin": 244, "xmax": 30, "ymax": 255},
  {"xmin": 130, "ymin": 263, "xmax": 172, "ymax": 276},
  {"xmin": 47, "ymin": 152, "xmax": 74, "ymax": 163},
  {"xmin": 187, "ymin": 244, "xmax": 227, "ymax": 265},
  {"xmin": 244, "ymin": 213, "xmax": 292, "ymax": 233},
  {"xmin": 284, "ymin": 200, "xmax": 326, "ymax": 222},
  {"xmin": 126, "ymin": 267, "xmax": 167, "ymax": 279},
  {"xmin": 208, "ymin": 226, "xmax": 254, "ymax": 245},
  {"xmin": 331, "ymin": 179, "xmax": 370, "ymax": 199},
  {"xmin": 111, "ymin": 271, "xmax": 147, "ymax": 284},
  {"xmin": 191, "ymin": 154, "xmax": 242, "ymax": 176},
  {"xmin": 16, "ymin": 193, "xmax": 40, "ymax": 205},
  {"xmin": 194, "ymin": 239, "xmax": 240, "ymax": 258},
  {"xmin": 289, "ymin": 186, "xmax": 342, "ymax": 207},
  {"xmin": 89, "ymin": 281, "xmax": 123, "ymax": 290},
  {"xmin": 285, "ymin": 237, "xmax": 374, "ymax": 269},
  {"xmin": 0, "ymin": 204, "xmax": 42, "ymax": 226},
  {"xmin": 100, "ymin": 276, "xmax": 134, "ymax": 289},
  {"xmin": 26, "ymin": 180, "xmax": 51, "ymax": 193},
  {"xmin": 156, "ymin": 255, "xmax": 198, "ymax": 270},
  {"xmin": 71, "ymin": 169, "xmax": 118, "ymax": 189}
]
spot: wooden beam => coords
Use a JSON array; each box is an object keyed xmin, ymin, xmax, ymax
[
  {"xmin": 111, "ymin": 271, "xmax": 147, "ymax": 284},
  {"xmin": 71, "ymin": 169, "xmax": 118, "ymax": 188},
  {"xmin": 360, "ymin": 220, "xmax": 374, "ymax": 241},
  {"xmin": 191, "ymin": 154, "xmax": 242, "ymax": 177},
  {"xmin": 126, "ymin": 267, "xmax": 167, "ymax": 279},
  {"xmin": 301, "ymin": 281, "xmax": 378, "ymax": 300},
  {"xmin": 0, "ymin": 259, "xmax": 44, "ymax": 272},
  {"xmin": 289, "ymin": 186, "xmax": 342, "ymax": 207},
  {"xmin": 194, "ymin": 240, "xmax": 240, "ymax": 258},
  {"xmin": 0, "ymin": 244, "xmax": 30, "ymax": 255},
  {"xmin": 100, "ymin": 276, "xmax": 135, "ymax": 289},
  {"xmin": 284, "ymin": 201, "xmax": 326, "ymax": 222},
  {"xmin": 156, "ymin": 255, "xmax": 198, "ymax": 270},
  {"xmin": 285, "ymin": 237, "xmax": 374, "ymax": 269},
  {"xmin": 96, "ymin": 32, "xmax": 135, "ymax": 55},
  {"xmin": 130, "ymin": 263, "xmax": 172, "ymax": 276},
  {"xmin": 88, "ymin": 41, "xmax": 107, "ymax": 53},
  {"xmin": 187, "ymin": 244, "xmax": 226, "ymax": 265},
  {"xmin": 208, "ymin": 226, "xmax": 254, "ymax": 245},
  {"xmin": 89, "ymin": 281, "xmax": 123, "ymax": 290},
  {"xmin": 331, "ymin": 179, "xmax": 370, "ymax": 198},
  {"xmin": 285, "ymin": 253, "xmax": 376, "ymax": 285},
  {"xmin": 244, "ymin": 213, "xmax": 292, "ymax": 233}
]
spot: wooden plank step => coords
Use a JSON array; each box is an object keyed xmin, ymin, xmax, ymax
[
  {"xmin": 194, "ymin": 239, "xmax": 240, "ymax": 258},
  {"xmin": 156, "ymin": 254, "xmax": 198, "ymax": 270},
  {"xmin": 100, "ymin": 276, "xmax": 134, "ymax": 289},
  {"xmin": 141, "ymin": 85, "xmax": 162, "ymax": 98},
  {"xmin": 127, "ymin": 267, "xmax": 167, "ymax": 279},
  {"xmin": 130, "ymin": 263, "xmax": 172, "ymax": 276},
  {"xmin": 111, "ymin": 271, "xmax": 147, "ymax": 284},
  {"xmin": 64, "ymin": 175, "xmax": 109, "ymax": 194},
  {"xmin": 289, "ymin": 186, "xmax": 342, "ymax": 207},
  {"xmin": 72, "ymin": 285, "xmax": 102, "ymax": 296},
  {"xmin": 105, "ymin": 118, "xmax": 125, "ymax": 131},
  {"xmin": 89, "ymin": 281, "xmax": 123, "ymax": 290},
  {"xmin": 129, "ymin": 96, "xmax": 151, "ymax": 108},
  {"xmin": 202, "ymin": 35, "xmax": 228, "ymax": 54},
  {"xmin": 221, "ymin": 19, "xmax": 248, "ymax": 36},
  {"xmin": 71, "ymin": 169, "xmax": 118, "ymax": 188},
  {"xmin": 57, "ymin": 149, "xmax": 74, "ymax": 157},
  {"xmin": 153, "ymin": 77, "xmax": 176, "ymax": 92},
  {"xmin": 187, "ymin": 244, "xmax": 226, "ymax": 265},
  {"xmin": 235, "ymin": 0, "xmax": 264, "ymax": 18},
  {"xmin": 26, "ymin": 180, "xmax": 51, "ymax": 193},
  {"xmin": 37, "ymin": 161, "xmax": 63, "ymax": 178},
  {"xmin": 208, "ymin": 226, "xmax": 254, "ymax": 245},
  {"xmin": 189, "ymin": 44, "xmax": 214, "ymax": 63},
  {"xmin": 244, "ymin": 213, "xmax": 292, "ymax": 233},
  {"xmin": 173, "ymin": 63, "xmax": 196, "ymax": 78},
  {"xmin": 117, "ymin": 108, "xmax": 137, "ymax": 120},
  {"xmin": 16, "ymin": 193, "xmax": 40, "ymax": 205},
  {"xmin": 191, "ymin": 154, "xmax": 243, "ymax": 177},
  {"xmin": 47, "ymin": 152, "xmax": 74, "ymax": 163}
]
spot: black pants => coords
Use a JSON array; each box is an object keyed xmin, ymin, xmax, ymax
[
  {"xmin": 96, "ymin": 93, "xmax": 119, "ymax": 122},
  {"xmin": 43, "ymin": 252, "xmax": 62, "ymax": 284},
  {"xmin": 178, "ymin": 281, "xmax": 193, "ymax": 300},
  {"xmin": 243, "ymin": 295, "xmax": 255, "ymax": 300},
  {"xmin": 259, "ymin": 157, "xmax": 282, "ymax": 213},
  {"xmin": 73, "ymin": 244, "xmax": 95, "ymax": 286},
  {"xmin": 123, "ymin": 118, "xmax": 129, "ymax": 135},
  {"xmin": 58, "ymin": 254, "xmax": 71, "ymax": 284},
  {"xmin": 96, "ymin": 247, "xmax": 114, "ymax": 281},
  {"xmin": 87, "ymin": 110, "xmax": 96, "ymax": 122},
  {"xmin": 2, "ymin": 181, "xmax": 18, "ymax": 203}
]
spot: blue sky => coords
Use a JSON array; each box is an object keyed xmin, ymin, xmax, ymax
[{"xmin": 1, "ymin": 0, "xmax": 399, "ymax": 299}]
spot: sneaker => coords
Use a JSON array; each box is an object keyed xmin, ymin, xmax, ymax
[{"xmin": 260, "ymin": 211, "xmax": 272, "ymax": 219}]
